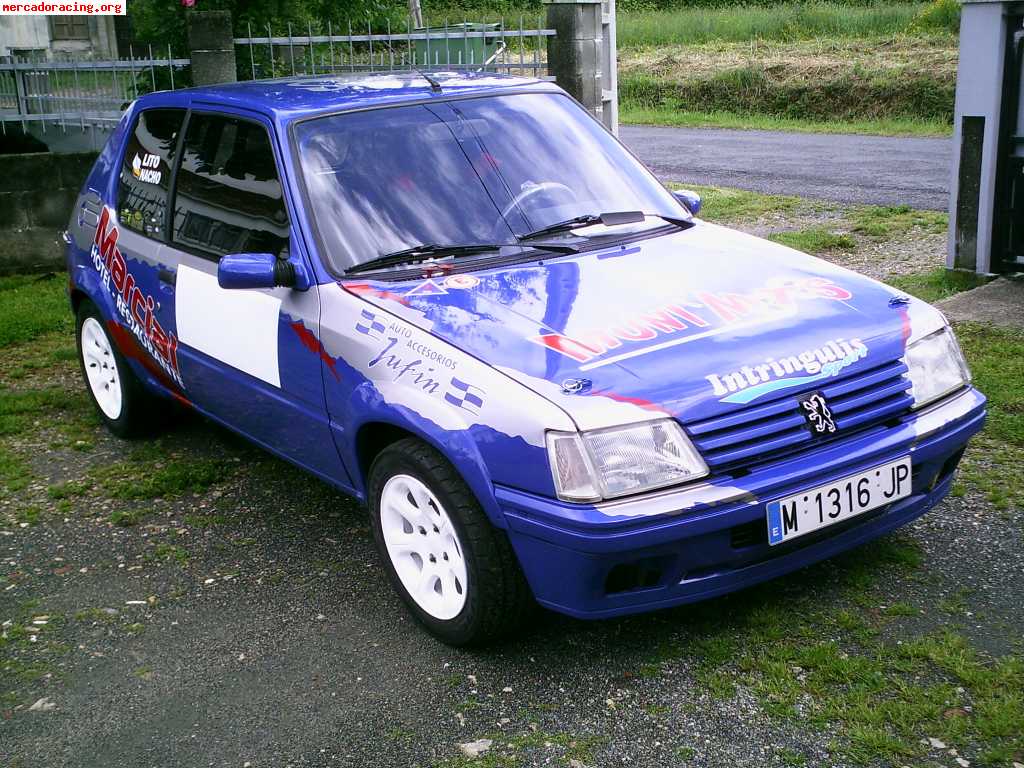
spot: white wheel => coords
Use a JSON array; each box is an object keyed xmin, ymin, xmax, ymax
[
  {"xmin": 80, "ymin": 316, "xmax": 123, "ymax": 420},
  {"xmin": 379, "ymin": 473, "xmax": 468, "ymax": 621}
]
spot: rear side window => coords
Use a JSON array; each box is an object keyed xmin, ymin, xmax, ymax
[
  {"xmin": 118, "ymin": 108, "xmax": 185, "ymax": 239},
  {"xmin": 172, "ymin": 114, "xmax": 289, "ymax": 258}
]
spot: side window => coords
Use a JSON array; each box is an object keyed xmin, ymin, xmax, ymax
[
  {"xmin": 172, "ymin": 114, "xmax": 289, "ymax": 259},
  {"xmin": 118, "ymin": 108, "xmax": 185, "ymax": 239}
]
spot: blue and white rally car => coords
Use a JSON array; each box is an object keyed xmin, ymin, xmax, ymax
[{"xmin": 65, "ymin": 72, "xmax": 986, "ymax": 644}]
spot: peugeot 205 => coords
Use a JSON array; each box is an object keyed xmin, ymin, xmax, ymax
[{"xmin": 64, "ymin": 72, "xmax": 986, "ymax": 645}]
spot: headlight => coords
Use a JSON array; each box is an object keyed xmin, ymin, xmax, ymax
[
  {"xmin": 546, "ymin": 419, "xmax": 708, "ymax": 502},
  {"xmin": 904, "ymin": 326, "xmax": 970, "ymax": 409}
]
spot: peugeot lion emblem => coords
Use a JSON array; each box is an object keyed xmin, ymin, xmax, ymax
[{"xmin": 800, "ymin": 392, "xmax": 836, "ymax": 435}]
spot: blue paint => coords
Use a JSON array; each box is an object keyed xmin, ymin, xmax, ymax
[
  {"xmin": 62, "ymin": 71, "xmax": 987, "ymax": 624},
  {"xmin": 218, "ymin": 252, "xmax": 279, "ymax": 290}
]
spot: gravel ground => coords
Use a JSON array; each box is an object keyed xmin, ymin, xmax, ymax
[
  {"xmin": 1, "ymin": 409, "xmax": 1021, "ymax": 768},
  {"xmin": 718, "ymin": 207, "xmax": 947, "ymax": 281}
]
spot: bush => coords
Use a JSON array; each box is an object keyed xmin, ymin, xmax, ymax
[{"xmin": 911, "ymin": 0, "xmax": 960, "ymax": 34}]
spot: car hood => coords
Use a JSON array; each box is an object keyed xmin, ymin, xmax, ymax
[{"xmin": 342, "ymin": 222, "xmax": 940, "ymax": 429}]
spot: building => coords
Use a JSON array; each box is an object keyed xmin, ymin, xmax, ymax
[{"xmin": 0, "ymin": 15, "xmax": 119, "ymax": 60}]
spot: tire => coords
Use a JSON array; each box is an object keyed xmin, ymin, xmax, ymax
[
  {"xmin": 368, "ymin": 437, "xmax": 533, "ymax": 646},
  {"xmin": 75, "ymin": 299, "xmax": 163, "ymax": 439}
]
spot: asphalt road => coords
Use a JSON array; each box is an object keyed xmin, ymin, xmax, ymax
[{"xmin": 621, "ymin": 125, "xmax": 953, "ymax": 211}]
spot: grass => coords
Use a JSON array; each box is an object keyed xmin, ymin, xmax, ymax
[
  {"xmin": 617, "ymin": 18, "xmax": 957, "ymax": 132},
  {"xmin": 93, "ymin": 456, "xmax": 232, "ymax": 502},
  {"xmin": 850, "ymin": 205, "xmax": 947, "ymax": 239},
  {"xmin": 616, "ymin": 3, "xmax": 952, "ymax": 47},
  {"xmin": 618, "ymin": 105, "xmax": 952, "ymax": 137},
  {"xmin": 768, "ymin": 228, "xmax": 855, "ymax": 254},
  {"xmin": 887, "ymin": 268, "xmax": 990, "ymax": 305},
  {"xmin": 620, "ymin": 61, "xmax": 954, "ymax": 126},
  {"xmin": 670, "ymin": 183, "xmax": 804, "ymax": 222},
  {"xmin": 955, "ymin": 323, "xmax": 1024, "ymax": 447},
  {"xmin": 623, "ymin": 532, "xmax": 1023, "ymax": 765},
  {"xmin": 0, "ymin": 274, "xmax": 72, "ymax": 347}
]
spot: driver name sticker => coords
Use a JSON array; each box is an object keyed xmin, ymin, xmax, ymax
[{"xmin": 131, "ymin": 152, "xmax": 163, "ymax": 185}]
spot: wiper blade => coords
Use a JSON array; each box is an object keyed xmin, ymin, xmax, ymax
[
  {"xmin": 344, "ymin": 240, "xmax": 578, "ymax": 275},
  {"xmin": 345, "ymin": 243, "xmax": 502, "ymax": 275},
  {"xmin": 520, "ymin": 210, "xmax": 691, "ymax": 241}
]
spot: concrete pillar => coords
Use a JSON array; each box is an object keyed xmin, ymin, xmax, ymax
[
  {"xmin": 947, "ymin": 0, "xmax": 1007, "ymax": 274},
  {"xmin": 544, "ymin": 0, "xmax": 604, "ymax": 125},
  {"xmin": 187, "ymin": 10, "xmax": 236, "ymax": 86}
]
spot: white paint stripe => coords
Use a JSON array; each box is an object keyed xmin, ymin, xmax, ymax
[
  {"xmin": 175, "ymin": 265, "xmax": 282, "ymax": 388},
  {"xmin": 578, "ymin": 314, "xmax": 780, "ymax": 372}
]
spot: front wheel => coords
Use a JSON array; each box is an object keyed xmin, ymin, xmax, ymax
[{"xmin": 368, "ymin": 438, "xmax": 533, "ymax": 646}]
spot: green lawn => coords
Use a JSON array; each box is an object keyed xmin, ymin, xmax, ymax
[{"xmin": 619, "ymin": 105, "xmax": 953, "ymax": 138}]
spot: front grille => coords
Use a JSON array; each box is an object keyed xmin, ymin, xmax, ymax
[{"xmin": 686, "ymin": 359, "xmax": 913, "ymax": 473}]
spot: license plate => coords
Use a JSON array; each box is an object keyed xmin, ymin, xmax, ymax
[{"xmin": 766, "ymin": 457, "xmax": 912, "ymax": 546}]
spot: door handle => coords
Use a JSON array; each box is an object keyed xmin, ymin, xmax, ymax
[{"xmin": 158, "ymin": 268, "xmax": 176, "ymax": 286}]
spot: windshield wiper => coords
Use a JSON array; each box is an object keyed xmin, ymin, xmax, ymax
[
  {"xmin": 344, "ymin": 240, "xmax": 578, "ymax": 276},
  {"xmin": 520, "ymin": 210, "xmax": 691, "ymax": 241}
]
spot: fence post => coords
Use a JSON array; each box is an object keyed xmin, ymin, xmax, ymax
[
  {"xmin": 12, "ymin": 63, "xmax": 30, "ymax": 117},
  {"xmin": 543, "ymin": 0, "xmax": 605, "ymax": 129},
  {"xmin": 187, "ymin": 10, "xmax": 237, "ymax": 86}
]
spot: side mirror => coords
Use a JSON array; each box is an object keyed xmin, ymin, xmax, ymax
[
  {"xmin": 218, "ymin": 252, "xmax": 302, "ymax": 290},
  {"xmin": 673, "ymin": 189, "xmax": 702, "ymax": 216}
]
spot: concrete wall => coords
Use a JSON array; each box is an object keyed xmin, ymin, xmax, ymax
[{"xmin": 0, "ymin": 152, "xmax": 97, "ymax": 274}]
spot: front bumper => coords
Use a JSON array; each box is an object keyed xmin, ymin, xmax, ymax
[{"xmin": 498, "ymin": 386, "xmax": 986, "ymax": 619}]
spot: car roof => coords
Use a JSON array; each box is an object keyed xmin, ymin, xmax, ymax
[{"xmin": 139, "ymin": 70, "xmax": 559, "ymax": 121}]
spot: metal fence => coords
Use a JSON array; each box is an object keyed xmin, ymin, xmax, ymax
[
  {"xmin": 233, "ymin": 19, "xmax": 554, "ymax": 81},
  {"xmin": 0, "ymin": 19, "xmax": 554, "ymax": 137},
  {"xmin": 0, "ymin": 49, "xmax": 189, "ymax": 133}
]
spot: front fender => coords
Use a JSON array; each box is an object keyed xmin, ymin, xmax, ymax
[
  {"xmin": 318, "ymin": 282, "xmax": 576, "ymax": 523},
  {"xmin": 340, "ymin": 380, "xmax": 505, "ymax": 526}
]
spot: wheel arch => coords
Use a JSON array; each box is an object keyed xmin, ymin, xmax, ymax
[{"xmin": 350, "ymin": 416, "xmax": 505, "ymax": 529}]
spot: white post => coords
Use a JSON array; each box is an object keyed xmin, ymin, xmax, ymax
[{"xmin": 601, "ymin": 0, "xmax": 618, "ymax": 135}]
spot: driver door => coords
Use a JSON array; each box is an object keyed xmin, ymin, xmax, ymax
[{"xmin": 162, "ymin": 107, "xmax": 351, "ymax": 486}]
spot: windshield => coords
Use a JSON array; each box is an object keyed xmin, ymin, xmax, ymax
[{"xmin": 294, "ymin": 92, "xmax": 685, "ymax": 273}]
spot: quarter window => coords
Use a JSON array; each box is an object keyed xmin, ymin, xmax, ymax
[
  {"xmin": 118, "ymin": 108, "xmax": 185, "ymax": 239},
  {"xmin": 172, "ymin": 114, "xmax": 289, "ymax": 258}
]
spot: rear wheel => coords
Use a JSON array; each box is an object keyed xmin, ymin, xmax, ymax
[
  {"xmin": 75, "ymin": 300, "xmax": 163, "ymax": 438},
  {"xmin": 368, "ymin": 438, "xmax": 533, "ymax": 645}
]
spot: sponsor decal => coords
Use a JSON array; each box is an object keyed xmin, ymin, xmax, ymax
[
  {"xmin": 707, "ymin": 337, "xmax": 868, "ymax": 405},
  {"xmin": 131, "ymin": 152, "xmax": 163, "ymax": 185},
  {"xmin": 91, "ymin": 207, "xmax": 182, "ymax": 387},
  {"xmin": 443, "ymin": 274, "xmax": 479, "ymax": 290},
  {"xmin": 444, "ymin": 378, "xmax": 485, "ymax": 414},
  {"xmin": 356, "ymin": 309, "xmax": 484, "ymax": 413},
  {"xmin": 530, "ymin": 277, "xmax": 853, "ymax": 369},
  {"xmin": 405, "ymin": 279, "xmax": 448, "ymax": 297},
  {"xmin": 800, "ymin": 392, "xmax": 836, "ymax": 435}
]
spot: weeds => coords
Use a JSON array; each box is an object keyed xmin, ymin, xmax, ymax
[{"xmin": 769, "ymin": 228, "xmax": 855, "ymax": 254}]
